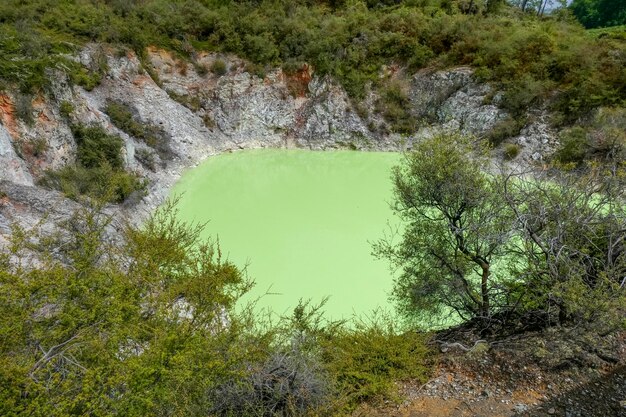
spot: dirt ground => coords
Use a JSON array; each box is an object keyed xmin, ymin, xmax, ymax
[{"xmin": 355, "ymin": 328, "xmax": 626, "ymax": 417}]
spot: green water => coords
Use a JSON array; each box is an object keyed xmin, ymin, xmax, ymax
[{"xmin": 170, "ymin": 149, "xmax": 400, "ymax": 320}]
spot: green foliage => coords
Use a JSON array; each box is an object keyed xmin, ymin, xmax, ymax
[
  {"xmin": 321, "ymin": 315, "xmax": 432, "ymax": 408},
  {"xmin": 554, "ymin": 126, "xmax": 589, "ymax": 165},
  {"xmin": 59, "ymin": 100, "xmax": 74, "ymax": 119},
  {"xmin": 0, "ymin": 0, "xmax": 624, "ymax": 134},
  {"xmin": 376, "ymin": 81, "xmax": 417, "ymax": 134},
  {"xmin": 104, "ymin": 100, "xmax": 171, "ymax": 159},
  {"xmin": 278, "ymin": 301, "xmax": 434, "ymax": 413},
  {"xmin": 39, "ymin": 164, "xmax": 145, "ymax": 203},
  {"xmin": 72, "ymin": 124, "xmax": 124, "ymax": 170},
  {"xmin": 503, "ymin": 143, "xmax": 521, "ymax": 160},
  {"xmin": 0, "ymin": 202, "xmax": 255, "ymax": 416},
  {"xmin": 29, "ymin": 137, "xmax": 48, "ymax": 157},
  {"xmin": 0, "ymin": 204, "xmax": 435, "ymax": 416},
  {"xmin": 486, "ymin": 116, "xmax": 526, "ymax": 146},
  {"xmin": 40, "ymin": 124, "xmax": 146, "ymax": 204},
  {"xmin": 378, "ymin": 132, "xmax": 626, "ymax": 330},
  {"xmin": 570, "ymin": 0, "xmax": 626, "ymax": 28},
  {"xmin": 553, "ymin": 107, "xmax": 626, "ymax": 167},
  {"xmin": 210, "ymin": 59, "xmax": 228, "ymax": 76}
]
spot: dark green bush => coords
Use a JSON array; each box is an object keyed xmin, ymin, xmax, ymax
[
  {"xmin": 553, "ymin": 127, "xmax": 589, "ymax": 166},
  {"xmin": 104, "ymin": 100, "xmax": 142, "ymax": 138},
  {"xmin": 15, "ymin": 93, "xmax": 34, "ymax": 125},
  {"xmin": 59, "ymin": 100, "xmax": 74, "ymax": 119},
  {"xmin": 40, "ymin": 164, "xmax": 146, "ymax": 203},
  {"xmin": 553, "ymin": 107, "xmax": 626, "ymax": 167},
  {"xmin": 104, "ymin": 100, "xmax": 172, "ymax": 159},
  {"xmin": 503, "ymin": 143, "xmax": 521, "ymax": 160},
  {"xmin": 40, "ymin": 123, "xmax": 146, "ymax": 203},
  {"xmin": 72, "ymin": 124, "xmax": 124, "ymax": 170},
  {"xmin": 486, "ymin": 116, "xmax": 526, "ymax": 146},
  {"xmin": 210, "ymin": 59, "xmax": 228, "ymax": 76},
  {"xmin": 376, "ymin": 81, "xmax": 417, "ymax": 134}
]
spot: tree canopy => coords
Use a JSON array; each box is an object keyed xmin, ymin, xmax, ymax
[
  {"xmin": 570, "ymin": 0, "xmax": 626, "ymax": 28},
  {"xmin": 376, "ymin": 133, "xmax": 626, "ymax": 331}
]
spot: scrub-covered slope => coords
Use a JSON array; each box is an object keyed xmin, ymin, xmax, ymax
[{"xmin": 0, "ymin": 0, "xmax": 624, "ymax": 229}]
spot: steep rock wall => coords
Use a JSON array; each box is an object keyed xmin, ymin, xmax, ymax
[{"xmin": 0, "ymin": 46, "xmax": 559, "ymax": 232}]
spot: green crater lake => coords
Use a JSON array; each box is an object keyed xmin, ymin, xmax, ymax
[{"xmin": 170, "ymin": 149, "xmax": 400, "ymax": 320}]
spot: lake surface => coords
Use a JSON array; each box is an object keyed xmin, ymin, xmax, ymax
[{"xmin": 170, "ymin": 149, "xmax": 400, "ymax": 320}]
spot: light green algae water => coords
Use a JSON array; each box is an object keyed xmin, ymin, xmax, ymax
[{"xmin": 170, "ymin": 149, "xmax": 400, "ymax": 320}]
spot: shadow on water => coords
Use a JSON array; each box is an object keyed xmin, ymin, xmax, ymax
[{"xmin": 512, "ymin": 364, "xmax": 626, "ymax": 417}]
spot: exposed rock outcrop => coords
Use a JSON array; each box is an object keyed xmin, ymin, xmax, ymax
[{"xmin": 0, "ymin": 45, "xmax": 559, "ymax": 231}]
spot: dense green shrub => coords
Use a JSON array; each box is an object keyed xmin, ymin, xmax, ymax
[
  {"xmin": 40, "ymin": 124, "xmax": 146, "ymax": 203},
  {"xmin": 503, "ymin": 142, "xmax": 521, "ymax": 160},
  {"xmin": 0, "ymin": 0, "xmax": 623, "ymax": 136},
  {"xmin": 486, "ymin": 116, "xmax": 526, "ymax": 146},
  {"xmin": 554, "ymin": 127, "xmax": 589, "ymax": 165},
  {"xmin": 104, "ymin": 100, "xmax": 173, "ymax": 160},
  {"xmin": 0, "ymin": 202, "xmax": 256, "ymax": 416},
  {"xmin": 71, "ymin": 124, "xmax": 124, "ymax": 170},
  {"xmin": 321, "ymin": 317, "xmax": 432, "ymax": 408},
  {"xmin": 39, "ymin": 164, "xmax": 146, "ymax": 203},
  {"xmin": 210, "ymin": 59, "xmax": 228, "ymax": 76},
  {"xmin": 0, "ymin": 203, "xmax": 435, "ymax": 416},
  {"xmin": 553, "ymin": 107, "xmax": 626, "ymax": 167},
  {"xmin": 59, "ymin": 100, "xmax": 74, "ymax": 119},
  {"xmin": 375, "ymin": 81, "xmax": 417, "ymax": 134}
]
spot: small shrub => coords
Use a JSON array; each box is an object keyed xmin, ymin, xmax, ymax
[
  {"xmin": 503, "ymin": 143, "xmax": 521, "ymax": 160},
  {"xmin": 282, "ymin": 302, "xmax": 434, "ymax": 413},
  {"xmin": 39, "ymin": 164, "xmax": 146, "ymax": 203},
  {"xmin": 135, "ymin": 147, "xmax": 157, "ymax": 171},
  {"xmin": 210, "ymin": 59, "xmax": 227, "ymax": 76},
  {"xmin": 375, "ymin": 81, "xmax": 417, "ymax": 135},
  {"xmin": 166, "ymin": 89, "xmax": 202, "ymax": 112},
  {"xmin": 244, "ymin": 62, "xmax": 266, "ymax": 79},
  {"xmin": 15, "ymin": 93, "xmax": 34, "ymax": 126},
  {"xmin": 553, "ymin": 108, "xmax": 626, "ymax": 167},
  {"xmin": 202, "ymin": 113, "xmax": 216, "ymax": 129},
  {"xmin": 59, "ymin": 100, "xmax": 74, "ymax": 119},
  {"xmin": 501, "ymin": 75, "xmax": 548, "ymax": 117},
  {"xmin": 194, "ymin": 62, "xmax": 209, "ymax": 76},
  {"xmin": 30, "ymin": 137, "xmax": 48, "ymax": 157},
  {"xmin": 486, "ymin": 116, "xmax": 526, "ymax": 146},
  {"xmin": 40, "ymin": 123, "xmax": 146, "ymax": 203},
  {"xmin": 321, "ymin": 318, "xmax": 432, "ymax": 409},
  {"xmin": 67, "ymin": 59, "xmax": 104, "ymax": 91},
  {"xmin": 72, "ymin": 124, "xmax": 125, "ymax": 170},
  {"xmin": 105, "ymin": 100, "xmax": 142, "ymax": 138},
  {"xmin": 210, "ymin": 350, "xmax": 331, "ymax": 417},
  {"xmin": 553, "ymin": 127, "xmax": 590, "ymax": 166},
  {"xmin": 105, "ymin": 100, "xmax": 173, "ymax": 159}
]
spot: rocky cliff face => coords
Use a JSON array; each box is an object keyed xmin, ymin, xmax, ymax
[{"xmin": 0, "ymin": 45, "xmax": 559, "ymax": 234}]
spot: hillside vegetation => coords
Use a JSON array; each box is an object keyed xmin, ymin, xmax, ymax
[
  {"xmin": 0, "ymin": 1, "xmax": 625, "ymax": 415},
  {"xmin": 0, "ymin": 0, "xmax": 624, "ymax": 125},
  {"xmin": 0, "ymin": 201, "xmax": 434, "ymax": 416}
]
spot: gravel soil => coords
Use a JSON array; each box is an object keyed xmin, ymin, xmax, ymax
[{"xmin": 354, "ymin": 328, "xmax": 626, "ymax": 417}]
